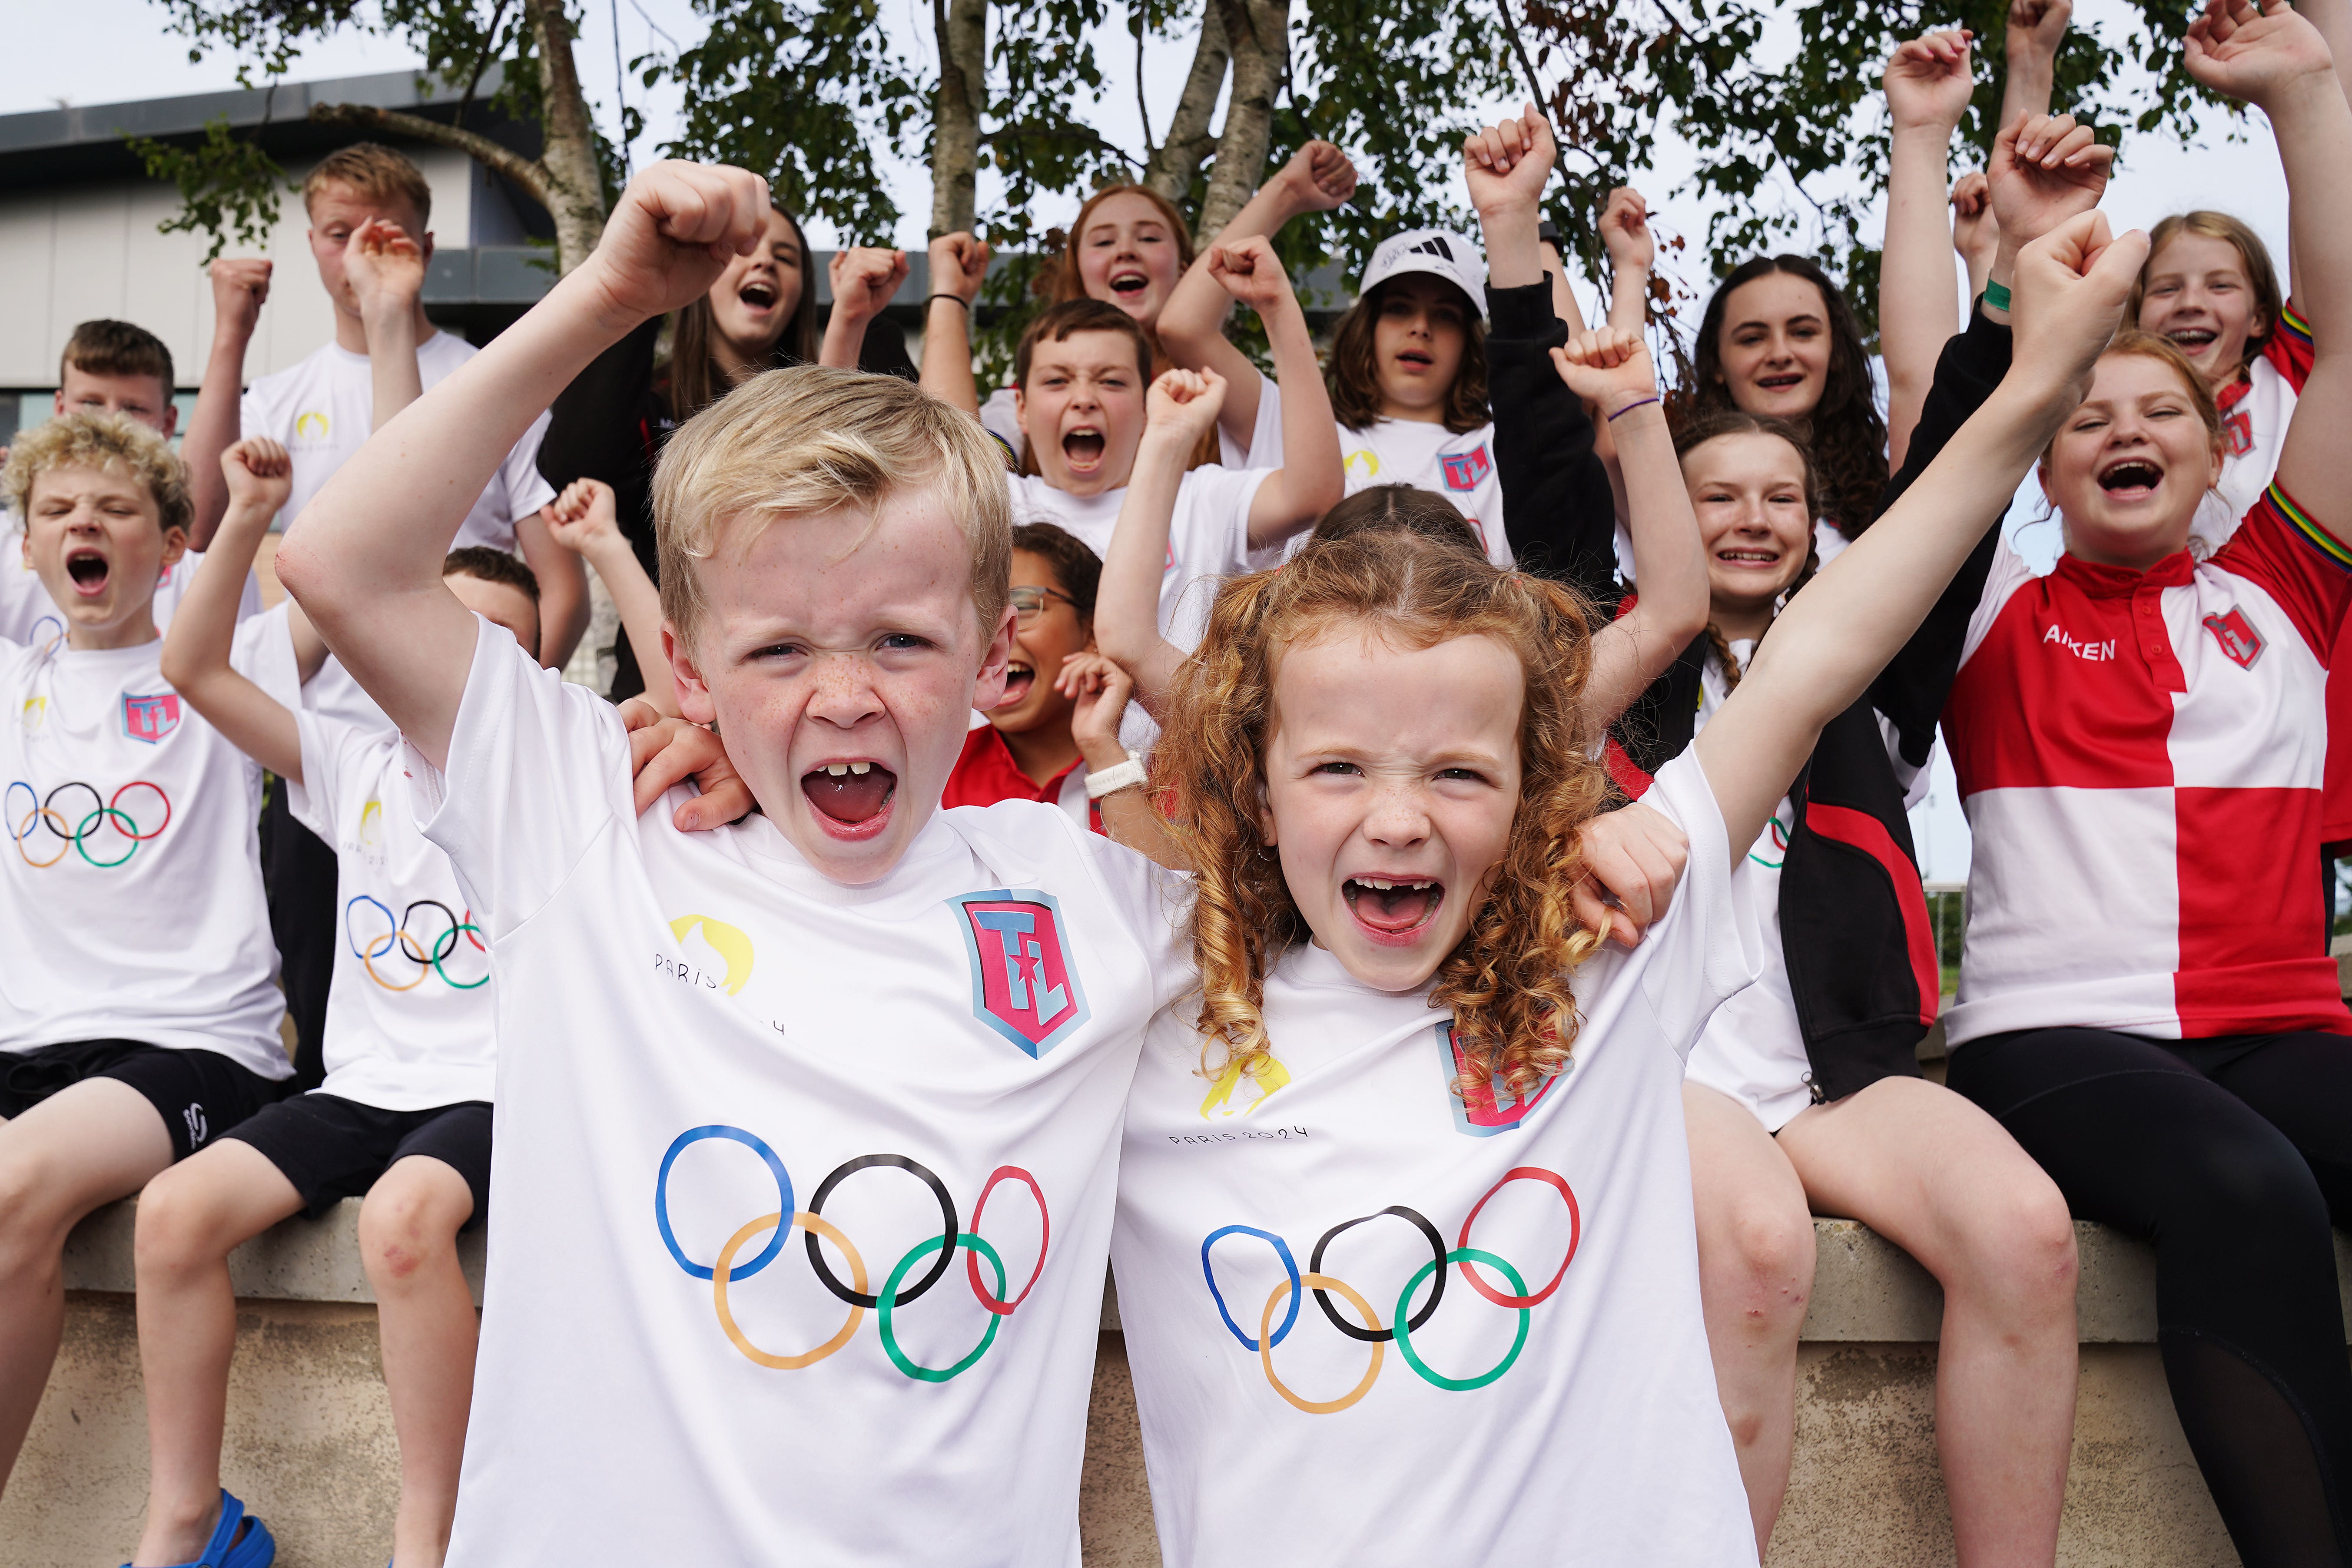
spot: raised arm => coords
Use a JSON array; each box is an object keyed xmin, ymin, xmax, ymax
[
  {"xmin": 822, "ymin": 247, "xmax": 909, "ymax": 371},
  {"xmin": 1466, "ymin": 108, "xmax": 1620, "ymax": 592},
  {"xmin": 345, "ymin": 218, "xmax": 428, "ymax": 432},
  {"xmin": 539, "ymin": 477, "xmax": 679, "ymax": 715},
  {"xmin": 184, "ymin": 259, "xmax": 271, "ymax": 549},
  {"xmin": 919, "ymin": 234, "xmax": 992, "ymax": 415},
  {"xmin": 2192, "ymin": 0, "xmax": 2352, "ymax": 527},
  {"xmin": 1598, "ymin": 188, "xmax": 1655, "ymax": 336},
  {"xmin": 161, "ymin": 438, "xmax": 302, "ymax": 780},
  {"xmin": 1208, "ymin": 240, "xmax": 1344, "ymax": 550},
  {"xmin": 1881, "ymin": 29, "xmax": 1978, "ymax": 468},
  {"xmin": 273, "ymin": 161, "xmax": 773, "ymax": 768},
  {"xmin": 1090, "ymin": 369, "xmax": 1224, "ymax": 714},
  {"xmin": 2001, "ymin": 0, "xmax": 2070, "ymax": 126},
  {"xmin": 1698, "ymin": 212, "xmax": 2147, "ymax": 860},
  {"xmin": 1154, "ymin": 141, "xmax": 1358, "ymax": 454},
  {"xmin": 1548, "ymin": 328, "xmax": 1708, "ymax": 726}
]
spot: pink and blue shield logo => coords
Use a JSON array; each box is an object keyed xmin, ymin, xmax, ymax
[
  {"xmin": 1441, "ymin": 444, "xmax": 1492, "ymax": 493},
  {"xmin": 1435, "ymin": 1021, "xmax": 1557, "ymax": 1136},
  {"xmin": 952, "ymin": 889, "xmax": 1090, "ymax": 1057},
  {"xmin": 122, "ymin": 693, "xmax": 181, "ymax": 745}
]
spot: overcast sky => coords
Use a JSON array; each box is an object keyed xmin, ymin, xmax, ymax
[{"xmin": 9, "ymin": 0, "xmax": 2303, "ymax": 878}]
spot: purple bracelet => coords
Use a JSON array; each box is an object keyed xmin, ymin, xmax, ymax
[{"xmin": 1606, "ymin": 395, "xmax": 1662, "ymax": 422}]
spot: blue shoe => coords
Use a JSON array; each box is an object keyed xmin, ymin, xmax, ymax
[{"xmin": 121, "ymin": 1489, "xmax": 275, "ymax": 1568}]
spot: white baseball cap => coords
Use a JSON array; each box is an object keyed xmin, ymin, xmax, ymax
[{"xmin": 1357, "ymin": 229, "xmax": 1488, "ymax": 319}]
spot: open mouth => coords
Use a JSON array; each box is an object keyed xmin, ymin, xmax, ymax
[
  {"xmin": 1756, "ymin": 372, "xmax": 1806, "ymax": 393},
  {"xmin": 801, "ymin": 760, "xmax": 898, "ymax": 837},
  {"xmin": 1395, "ymin": 349, "xmax": 1434, "ymax": 372},
  {"xmin": 1108, "ymin": 270, "xmax": 1148, "ymax": 300},
  {"xmin": 1342, "ymin": 875, "xmax": 1444, "ymax": 943},
  {"xmin": 1001, "ymin": 660, "xmax": 1037, "ymax": 705},
  {"xmin": 1715, "ymin": 546, "xmax": 1781, "ymax": 567},
  {"xmin": 1062, "ymin": 427, "xmax": 1106, "ymax": 471},
  {"xmin": 64, "ymin": 549, "xmax": 109, "ymax": 596},
  {"xmin": 2098, "ymin": 458, "xmax": 2165, "ymax": 498},
  {"xmin": 738, "ymin": 279, "xmax": 780, "ymax": 312},
  {"xmin": 2165, "ymin": 328, "xmax": 2217, "ymax": 353}
]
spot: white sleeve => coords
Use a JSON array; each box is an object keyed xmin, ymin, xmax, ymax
[
  {"xmin": 1630, "ymin": 751, "xmax": 1768, "ymax": 1056},
  {"xmin": 1958, "ymin": 533, "xmax": 2039, "ymax": 670},
  {"xmin": 238, "ymin": 383, "xmax": 273, "ymax": 441},
  {"xmin": 229, "ymin": 602, "xmax": 304, "ymax": 714},
  {"xmin": 285, "ymin": 709, "xmax": 364, "ymax": 842},
  {"xmin": 1172, "ymin": 465, "xmax": 1274, "ymax": 579},
  {"xmin": 980, "ymin": 387, "xmax": 1025, "ymax": 453},
  {"xmin": 502, "ymin": 408, "xmax": 558, "ymax": 523},
  {"xmin": 408, "ymin": 615, "xmax": 633, "ymax": 941},
  {"xmin": 1217, "ymin": 378, "xmax": 1286, "ymax": 472}
]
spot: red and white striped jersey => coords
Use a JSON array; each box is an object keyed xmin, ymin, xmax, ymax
[
  {"xmin": 1942, "ymin": 484, "xmax": 2352, "ymax": 1045},
  {"xmin": 2196, "ymin": 305, "xmax": 2314, "ymax": 547}
]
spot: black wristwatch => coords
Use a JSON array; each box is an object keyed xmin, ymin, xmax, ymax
[{"xmin": 1536, "ymin": 218, "xmax": 1562, "ymax": 249}]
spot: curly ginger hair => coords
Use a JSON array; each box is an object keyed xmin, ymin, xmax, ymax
[{"xmin": 1153, "ymin": 531, "xmax": 1613, "ymax": 1103}]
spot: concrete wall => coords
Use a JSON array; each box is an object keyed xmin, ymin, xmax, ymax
[{"xmin": 8, "ymin": 1203, "xmax": 2329, "ymax": 1568}]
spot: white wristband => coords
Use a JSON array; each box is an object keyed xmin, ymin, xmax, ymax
[{"xmin": 1085, "ymin": 750, "xmax": 1150, "ymax": 800}]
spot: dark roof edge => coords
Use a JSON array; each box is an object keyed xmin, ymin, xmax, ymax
[{"xmin": 0, "ymin": 64, "xmax": 504, "ymax": 157}]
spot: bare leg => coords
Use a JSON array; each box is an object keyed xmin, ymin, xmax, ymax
[
  {"xmin": 0, "ymin": 1079, "xmax": 175, "ymax": 1495},
  {"xmin": 1779, "ymin": 1075, "xmax": 2078, "ymax": 1568},
  {"xmin": 1685, "ymin": 1081, "xmax": 1815, "ymax": 1558},
  {"xmin": 360, "ymin": 1156, "xmax": 478, "ymax": 1568},
  {"xmin": 131, "ymin": 1140, "xmax": 303, "ymax": 1565}
]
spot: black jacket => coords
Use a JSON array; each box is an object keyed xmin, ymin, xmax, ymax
[
  {"xmin": 1610, "ymin": 304, "xmax": 2015, "ymax": 1102},
  {"xmin": 1481, "ymin": 278, "xmax": 1622, "ymax": 591}
]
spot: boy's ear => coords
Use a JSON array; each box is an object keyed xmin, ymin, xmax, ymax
[
  {"xmin": 971, "ymin": 603, "xmax": 1018, "ymax": 711},
  {"xmin": 664, "ymin": 622, "xmax": 718, "ymax": 726},
  {"xmin": 157, "ymin": 526, "xmax": 188, "ymax": 574}
]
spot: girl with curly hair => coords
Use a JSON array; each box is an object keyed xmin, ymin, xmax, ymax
[{"xmin": 1093, "ymin": 204, "xmax": 2143, "ymax": 1564}]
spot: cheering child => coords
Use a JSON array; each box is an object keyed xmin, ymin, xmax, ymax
[
  {"xmin": 0, "ymin": 416, "xmax": 292, "ymax": 1507},
  {"xmin": 533, "ymin": 477, "xmax": 678, "ymax": 715},
  {"xmin": 128, "ymin": 438, "xmax": 529, "ymax": 1568},
  {"xmin": 1102, "ymin": 208, "xmax": 2150, "ymax": 1566}
]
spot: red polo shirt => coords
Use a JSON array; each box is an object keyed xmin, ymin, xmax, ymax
[{"xmin": 942, "ymin": 723, "xmax": 1103, "ymax": 833}]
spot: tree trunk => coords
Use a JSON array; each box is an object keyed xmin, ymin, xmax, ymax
[
  {"xmin": 1193, "ymin": 0, "xmax": 1286, "ymax": 245},
  {"xmin": 522, "ymin": 0, "xmax": 607, "ymax": 273},
  {"xmin": 930, "ymin": 0, "xmax": 987, "ymax": 237},
  {"xmin": 1141, "ymin": 3, "xmax": 1229, "ymax": 207}
]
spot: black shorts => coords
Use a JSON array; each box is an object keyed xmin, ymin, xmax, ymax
[
  {"xmin": 0, "ymin": 1039, "xmax": 288, "ymax": 1161},
  {"xmin": 222, "ymin": 1093, "xmax": 492, "ymax": 1226}
]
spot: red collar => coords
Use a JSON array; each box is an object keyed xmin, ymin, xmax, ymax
[
  {"xmin": 942, "ymin": 723, "xmax": 1084, "ymax": 809},
  {"xmin": 2051, "ymin": 547, "xmax": 2197, "ymax": 599},
  {"xmin": 2216, "ymin": 372, "xmax": 2253, "ymax": 414}
]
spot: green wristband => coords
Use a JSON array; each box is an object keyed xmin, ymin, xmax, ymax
[{"xmin": 1982, "ymin": 278, "xmax": 2012, "ymax": 313}]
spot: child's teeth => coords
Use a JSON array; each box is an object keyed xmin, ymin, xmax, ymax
[
  {"xmin": 826, "ymin": 763, "xmax": 848, "ymax": 776},
  {"xmin": 849, "ymin": 762, "xmax": 871, "ymax": 775}
]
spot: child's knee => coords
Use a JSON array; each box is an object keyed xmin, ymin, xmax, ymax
[
  {"xmin": 132, "ymin": 1165, "xmax": 232, "ymax": 1278},
  {"xmin": 1713, "ymin": 1196, "xmax": 1815, "ymax": 1325},
  {"xmin": 358, "ymin": 1170, "xmax": 464, "ymax": 1284}
]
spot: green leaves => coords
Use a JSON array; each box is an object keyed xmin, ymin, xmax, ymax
[{"xmin": 125, "ymin": 115, "xmax": 286, "ymax": 264}]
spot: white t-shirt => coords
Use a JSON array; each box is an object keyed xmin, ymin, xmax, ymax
[
  {"xmin": 418, "ymin": 622, "xmax": 1192, "ymax": 1565},
  {"xmin": 1681, "ymin": 640, "xmax": 1925, "ymax": 1130},
  {"xmin": 1111, "ymin": 751, "xmax": 1762, "ymax": 1568},
  {"xmin": 1007, "ymin": 466, "xmax": 1269, "ymax": 652},
  {"xmin": 242, "ymin": 332, "xmax": 556, "ymax": 731},
  {"xmin": 0, "ymin": 623, "xmax": 294, "ymax": 1079},
  {"xmin": 0, "ymin": 543, "xmax": 262, "ymax": 648},
  {"xmin": 982, "ymin": 384, "xmax": 1282, "ymax": 472},
  {"xmin": 1251, "ymin": 383, "xmax": 1508, "ymax": 568},
  {"xmin": 286, "ymin": 703, "xmax": 495, "ymax": 1110}
]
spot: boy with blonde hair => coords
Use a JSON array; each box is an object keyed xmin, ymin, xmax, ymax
[
  {"xmin": 0, "ymin": 319, "xmax": 260, "ymax": 645},
  {"xmin": 0, "ymin": 414, "xmax": 292, "ymax": 1504},
  {"xmin": 276, "ymin": 162, "xmax": 1190, "ymax": 1563}
]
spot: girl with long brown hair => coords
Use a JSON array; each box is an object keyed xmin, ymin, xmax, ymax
[{"xmin": 1095, "ymin": 207, "xmax": 2144, "ymax": 1564}]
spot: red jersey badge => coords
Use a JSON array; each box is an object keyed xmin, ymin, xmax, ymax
[
  {"xmin": 2202, "ymin": 607, "xmax": 2265, "ymax": 670},
  {"xmin": 952, "ymin": 889, "xmax": 1090, "ymax": 1057},
  {"xmin": 1436, "ymin": 1021, "xmax": 1557, "ymax": 1136},
  {"xmin": 121, "ymin": 693, "xmax": 181, "ymax": 744},
  {"xmin": 1441, "ymin": 444, "xmax": 1492, "ymax": 494}
]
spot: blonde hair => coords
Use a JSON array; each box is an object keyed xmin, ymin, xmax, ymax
[
  {"xmin": 302, "ymin": 143, "xmax": 433, "ymax": 225},
  {"xmin": 2, "ymin": 412, "xmax": 191, "ymax": 537},
  {"xmin": 1154, "ymin": 531, "xmax": 1611, "ymax": 1103},
  {"xmin": 651, "ymin": 365, "xmax": 1012, "ymax": 649},
  {"xmin": 2131, "ymin": 211, "xmax": 2283, "ymax": 382}
]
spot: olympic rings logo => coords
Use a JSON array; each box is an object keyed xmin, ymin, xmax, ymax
[
  {"xmin": 345, "ymin": 896, "xmax": 488, "ymax": 991},
  {"xmin": 653, "ymin": 1126, "xmax": 1050, "ymax": 1382},
  {"xmin": 7, "ymin": 779, "xmax": 170, "ymax": 869},
  {"xmin": 1200, "ymin": 1166, "xmax": 1579, "ymax": 1414}
]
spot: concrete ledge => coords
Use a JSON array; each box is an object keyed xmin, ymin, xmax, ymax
[{"xmin": 62, "ymin": 1198, "xmax": 485, "ymax": 1306}]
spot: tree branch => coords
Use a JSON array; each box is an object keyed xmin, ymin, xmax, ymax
[
  {"xmin": 931, "ymin": 0, "xmax": 986, "ymax": 236},
  {"xmin": 307, "ymin": 101, "xmax": 551, "ymax": 208},
  {"xmin": 1142, "ymin": 1, "xmax": 1228, "ymax": 203},
  {"xmin": 1194, "ymin": 0, "xmax": 1285, "ymax": 243}
]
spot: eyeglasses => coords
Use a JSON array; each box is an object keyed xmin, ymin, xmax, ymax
[{"xmin": 1008, "ymin": 585, "xmax": 1078, "ymax": 623}]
